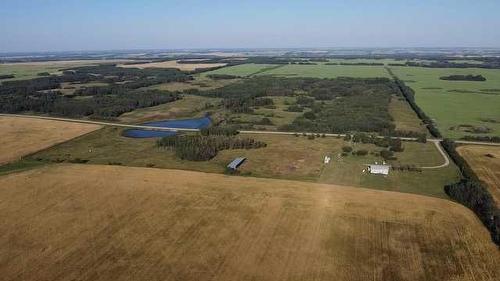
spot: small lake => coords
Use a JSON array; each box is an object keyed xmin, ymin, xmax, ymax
[{"xmin": 123, "ymin": 116, "xmax": 211, "ymax": 138}]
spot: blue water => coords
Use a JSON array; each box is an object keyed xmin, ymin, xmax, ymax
[{"xmin": 123, "ymin": 117, "xmax": 211, "ymax": 138}]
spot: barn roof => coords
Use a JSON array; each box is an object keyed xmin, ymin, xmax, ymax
[{"xmin": 227, "ymin": 157, "xmax": 246, "ymax": 170}]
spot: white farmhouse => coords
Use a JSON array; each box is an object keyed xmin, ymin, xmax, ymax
[{"xmin": 368, "ymin": 164, "xmax": 390, "ymax": 175}]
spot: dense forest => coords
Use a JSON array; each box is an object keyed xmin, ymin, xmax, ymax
[
  {"xmin": 440, "ymin": 74, "xmax": 486, "ymax": 81},
  {"xmin": 442, "ymin": 140, "xmax": 499, "ymax": 245},
  {"xmin": 0, "ymin": 65, "xmax": 188, "ymax": 118},
  {"xmin": 195, "ymin": 76, "xmax": 406, "ymax": 135}
]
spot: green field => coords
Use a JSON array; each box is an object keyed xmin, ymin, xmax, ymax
[
  {"xmin": 0, "ymin": 60, "xmax": 125, "ymax": 82},
  {"xmin": 28, "ymin": 127, "xmax": 459, "ymax": 198},
  {"xmin": 256, "ymin": 64, "xmax": 390, "ymax": 78},
  {"xmin": 202, "ymin": 63, "xmax": 278, "ymax": 77},
  {"xmin": 390, "ymin": 66, "xmax": 500, "ymax": 139}
]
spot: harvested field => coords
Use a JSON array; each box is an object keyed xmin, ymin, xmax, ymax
[
  {"xmin": 457, "ymin": 145, "xmax": 500, "ymax": 206},
  {"xmin": 0, "ymin": 116, "xmax": 101, "ymax": 164},
  {"xmin": 0, "ymin": 60, "xmax": 131, "ymax": 81},
  {"xmin": 0, "ymin": 164, "xmax": 498, "ymax": 281},
  {"xmin": 119, "ymin": 60, "xmax": 226, "ymax": 71}
]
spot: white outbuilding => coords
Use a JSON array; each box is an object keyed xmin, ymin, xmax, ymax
[{"xmin": 368, "ymin": 164, "xmax": 390, "ymax": 175}]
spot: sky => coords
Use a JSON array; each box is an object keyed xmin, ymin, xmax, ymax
[{"xmin": 1, "ymin": 0, "xmax": 500, "ymax": 53}]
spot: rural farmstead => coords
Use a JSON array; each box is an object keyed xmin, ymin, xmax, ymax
[
  {"xmin": 368, "ymin": 164, "xmax": 390, "ymax": 175},
  {"xmin": 1, "ymin": 1, "xmax": 500, "ymax": 280}
]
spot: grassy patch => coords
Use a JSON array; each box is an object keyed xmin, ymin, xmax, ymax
[
  {"xmin": 29, "ymin": 128, "xmax": 460, "ymax": 198},
  {"xmin": 118, "ymin": 94, "xmax": 221, "ymax": 123},
  {"xmin": 388, "ymin": 95, "xmax": 428, "ymax": 134},
  {"xmin": 0, "ymin": 159, "xmax": 48, "ymax": 176},
  {"xmin": 258, "ymin": 64, "xmax": 391, "ymax": 78}
]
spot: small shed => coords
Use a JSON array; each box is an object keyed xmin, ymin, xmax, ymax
[
  {"xmin": 227, "ymin": 157, "xmax": 247, "ymax": 170},
  {"xmin": 368, "ymin": 164, "xmax": 390, "ymax": 175}
]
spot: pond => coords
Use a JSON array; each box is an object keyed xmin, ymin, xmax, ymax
[{"xmin": 122, "ymin": 116, "xmax": 211, "ymax": 138}]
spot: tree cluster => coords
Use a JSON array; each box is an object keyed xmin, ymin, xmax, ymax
[{"xmin": 157, "ymin": 134, "xmax": 266, "ymax": 161}]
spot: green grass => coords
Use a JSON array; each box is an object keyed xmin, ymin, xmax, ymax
[
  {"xmin": 202, "ymin": 63, "xmax": 277, "ymax": 77},
  {"xmin": 29, "ymin": 127, "xmax": 460, "ymax": 198},
  {"xmin": 203, "ymin": 62, "xmax": 390, "ymax": 79},
  {"xmin": 257, "ymin": 64, "xmax": 391, "ymax": 78},
  {"xmin": 0, "ymin": 159, "xmax": 48, "ymax": 176},
  {"xmin": 388, "ymin": 95, "xmax": 428, "ymax": 134},
  {"xmin": 118, "ymin": 94, "xmax": 221, "ymax": 123},
  {"xmin": 390, "ymin": 66, "xmax": 500, "ymax": 139}
]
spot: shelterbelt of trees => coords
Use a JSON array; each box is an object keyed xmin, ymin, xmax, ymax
[
  {"xmin": 0, "ymin": 65, "xmax": 189, "ymax": 119},
  {"xmin": 190, "ymin": 76, "xmax": 426, "ymax": 137},
  {"xmin": 439, "ymin": 74, "xmax": 486, "ymax": 81},
  {"xmin": 442, "ymin": 140, "xmax": 499, "ymax": 245}
]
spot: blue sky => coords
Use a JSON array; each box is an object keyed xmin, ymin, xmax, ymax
[{"xmin": 1, "ymin": 0, "xmax": 499, "ymax": 52}]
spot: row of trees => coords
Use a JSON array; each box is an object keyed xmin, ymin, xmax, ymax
[
  {"xmin": 156, "ymin": 134, "xmax": 266, "ymax": 161},
  {"xmin": 386, "ymin": 67, "xmax": 442, "ymax": 138},
  {"xmin": 440, "ymin": 74, "xmax": 486, "ymax": 81},
  {"xmin": 461, "ymin": 135, "xmax": 500, "ymax": 143},
  {"xmin": 0, "ymin": 74, "xmax": 15, "ymax": 79},
  {"xmin": 441, "ymin": 140, "xmax": 499, "ymax": 245}
]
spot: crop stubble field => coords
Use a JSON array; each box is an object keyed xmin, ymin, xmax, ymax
[
  {"xmin": 457, "ymin": 145, "xmax": 500, "ymax": 205},
  {"xmin": 0, "ymin": 164, "xmax": 498, "ymax": 281},
  {"xmin": 0, "ymin": 116, "xmax": 101, "ymax": 165}
]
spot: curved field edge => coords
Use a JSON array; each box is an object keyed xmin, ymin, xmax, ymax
[
  {"xmin": 0, "ymin": 164, "xmax": 498, "ymax": 281},
  {"xmin": 0, "ymin": 116, "xmax": 102, "ymax": 165}
]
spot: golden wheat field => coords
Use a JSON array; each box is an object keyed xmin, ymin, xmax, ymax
[
  {"xmin": 0, "ymin": 116, "xmax": 101, "ymax": 164},
  {"xmin": 0, "ymin": 164, "xmax": 498, "ymax": 281},
  {"xmin": 457, "ymin": 145, "xmax": 500, "ymax": 205},
  {"xmin": 119, "ymin": 60, "xmax": 227, "ymax": 71}
]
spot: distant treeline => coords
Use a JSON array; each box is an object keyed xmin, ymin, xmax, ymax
[
  {"xmin": 0, "ymin": 74, "xmax": 15, "ymax": 80},
  {"xmin": 0, "ymin": 65, "xmax": 188, "ymax": 118},
  {"xmin": 441, "ymin": 140, "xmax": 499, "ymax": 245},
  {"xmin": 1, "ymin": 89, "xmax": 179, "ymax": 118},
  {"xmin": 440, "ymin": 74, "xmax": 486, "ymax": 81},
  {"xmin": 385, "ymin": 67, "xmax": 442, "ymax": 138},
  {"xmin": 206, "ymin": 74, "xmax": 240, "ymax": 80},
  {"xmin": 461, "ymin": 135, "xmax": 500, "ymax": 143},
  {"xmin": 157, "ymin": 134, "xmax": 266, "ymax": 161},
  {"xmin": 325, "ymin": 62, "xmax": 384, "ymax": 66},
  {"xmin": 394, "ymin": 60, "xmax": 500, "ymax": 69}
]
